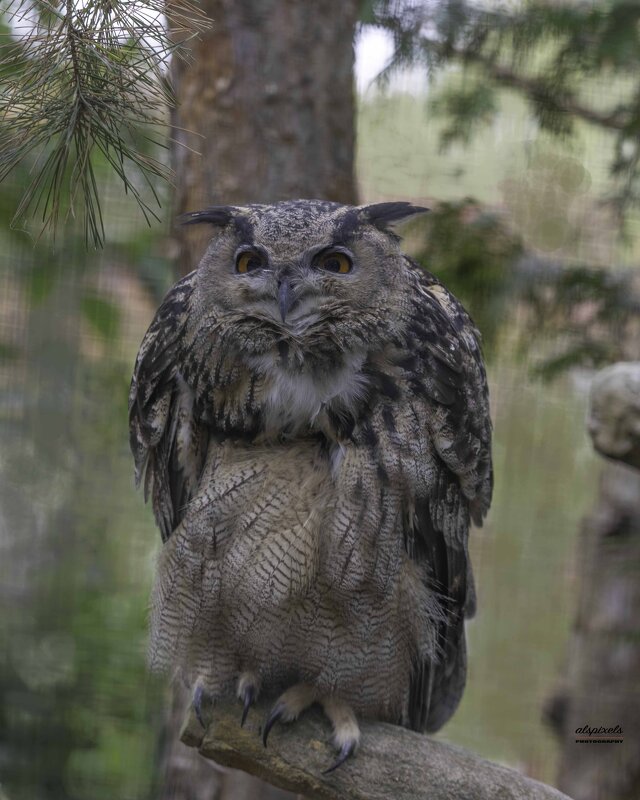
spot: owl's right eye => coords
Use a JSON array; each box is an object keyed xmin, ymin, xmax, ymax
[{"xmin": 236, "ymin": 251, "xmax": 265, "ymax": 274}]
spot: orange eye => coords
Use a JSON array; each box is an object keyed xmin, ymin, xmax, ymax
[
  {"xmin": 236, "ymin": 251, "xmax": 265, "ymax": 273},
  {"xmin": 318, "ymin": 252, "xmax": 352, "ymax": 274}
]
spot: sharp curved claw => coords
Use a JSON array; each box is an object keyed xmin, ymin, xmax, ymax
[
  {"xmin": 240, "ymin": 685, "xmax": 254, "ymax": 727},
  {"xmin": 193, "ymin": 685, "xmax": 209, "ymax": 729},
  {"xmin": 322, "ymin": 740, "xmax": 356, "ymax": 774},
  {"xmin": 262, "ymin": 702, "xmax": 285, "ymax": 747}
]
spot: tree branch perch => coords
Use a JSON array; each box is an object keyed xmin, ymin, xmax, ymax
[{"xmin": 180, "ymin": 697, "xmax": 572, "ymax": 800}]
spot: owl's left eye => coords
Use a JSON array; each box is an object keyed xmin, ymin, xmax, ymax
[
  {"xmin": 236, "ymin": 251, "xmax": 265, "ymax": 273},
  {"xmin": 317, "ymin": 251, "xmax": 352, "ymax": 274}
]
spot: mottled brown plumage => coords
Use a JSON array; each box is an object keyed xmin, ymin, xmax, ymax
[{"xmin": 129, "ymin": 200, "xmax": 492, "ymax": 764}]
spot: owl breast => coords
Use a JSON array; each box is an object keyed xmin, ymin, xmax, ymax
[{"xmin": 246, "ymin": 349, "xmax": 370, "ymax": 436}]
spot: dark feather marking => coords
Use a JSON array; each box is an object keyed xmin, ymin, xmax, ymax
[
  {"xmin": 334, "ymin": 208, "xmax": 360, "ymax": 242},
  {"xmin": 233, "ymin": 214, "xmax": 254, "ymax": 244},
  {"xmin": 364, "ymin": 366, "xmax": 401, "ymax": 401},
  {"xmin": 324, "ymin": 402, "xmax": 359, "ymax": 441},
  {"xmin": 359, "ymin": 420, "xmax": 378, "ymax": 448},
  {"xmin": 377, "ymin": 372, "xmax": 401, "ymax": 400},
  {"xmin": 395, "ymin": 354, "xmax": 418, "ymax": 372},
  {"xmin": 407, "ymin": 320, "xmax": 436, "ymax": 342},
  {"xmin": 382, "ymin": 405, "xmax": 396, "ymax": 434},
  {"xmin": 277, "ymin": 339, "xmax": 289, "ymax": 364},
  {"xmin": 425, "ymin": 378, "xmax": 457, "ymax": 406},
  {"xmin": 245, "ymin": 374, "xmax": 256, "ymax": 413}
]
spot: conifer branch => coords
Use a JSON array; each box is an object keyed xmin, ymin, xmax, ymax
[{"xmin": 0, "ymin": 0, "xmax": 209, "ymax": 246}]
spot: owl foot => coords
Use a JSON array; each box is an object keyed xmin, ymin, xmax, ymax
[
  {"xmin": 237, "ymin": 671, "xmax": 260, "ymax": 727},
  {"xmin": 192, "ymin": 684, "xmax": 213, "ymax": 729},
  {"xmin": 262, "ymin": 683, "xmax": 316, "ymax": 746},
  {"xmin": 320, "ymin": 695, "xmax": 360, "ymax": 773},
  {"xmin": 261, "ymin": 686, "xmax": 359, "ymax": 772}
]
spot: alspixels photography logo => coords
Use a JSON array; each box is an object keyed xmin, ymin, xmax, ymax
[{"xmin": 575, "ymin": 725, "xmax": 624, "ymax": 744}]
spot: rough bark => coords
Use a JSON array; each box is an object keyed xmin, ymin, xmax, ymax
[
  {"xmin": 545, "ymin": 362, "xmax": 640, "ymax": 800},
  {"xmin": 177, "ymin": 697, "xmax": 571, "ymax": 800},
  {"xmin": 169, "ymin": 0, "xmax": 359, "ymax": 275}
]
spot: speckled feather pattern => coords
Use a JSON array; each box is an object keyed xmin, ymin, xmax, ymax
[{"xmin": 129, "ymin": 200, "xmax": 492, "ymax": 733}]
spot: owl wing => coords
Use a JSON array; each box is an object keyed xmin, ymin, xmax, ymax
[
  {"xmin": 129, "ymin": 272, "xmax": 209, "ymax": 541},
  {"xmin": 396, "ymin": 260, "xmax": 492, "ymax": 732}
]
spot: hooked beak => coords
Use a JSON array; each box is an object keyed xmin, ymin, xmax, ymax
[{"xmin": 278, "ymin": 277, "xmax": 294, "ymax": 322}]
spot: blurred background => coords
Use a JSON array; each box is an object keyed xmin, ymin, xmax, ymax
[{"xmin": 1, "ymin": 1, "xmax": 639, "ymax": 799}]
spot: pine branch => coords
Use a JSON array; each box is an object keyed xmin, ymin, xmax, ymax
[
  {"xmin": 424, "ymin": 37, "xmax": 630, "ymax": 133},
  {"xmin": 0, "ymin": 0, "xmax": 210, "ymax": 247},
  {"xmin": 373, "ymin": 0, "xmax": 640, "ymax": 215}
]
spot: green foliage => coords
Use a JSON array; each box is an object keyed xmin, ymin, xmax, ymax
[
  {"xmin": 371, "ymin": 0, "xmax": 640, "ymax": 218},
  {"xmin": 408, "ymin": 197, "xmax": 640, "ymax": 375},
  {"xmin": 431, "ymin": 82, "xmax": 498, "ymax": 149},
  {"xmin": 0, "ymin": 0, "xmax": 208, "ymax": 247},
  {"xmin": 519, "ymin": 259, "xmax": 640, "ymax": 378},
  {"xmin": 0, "ymin": 288, "xmax": 165, "ymax": 800},
  {"xmin": 411, "ymin": 199, "xmax": 523, "ymax": 353},
  {"xmin": 365, "ymin": 1, "xmax": 640, "ymax": 377},
  {"xmin": 0, "ymin": 156, "xmax": 172, "ymax": 800}
]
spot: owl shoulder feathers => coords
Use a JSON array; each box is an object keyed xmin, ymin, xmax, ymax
[
  {"xmin": 362, "ymin": 256, "xmax": 492, "ymax": 731},
  {"xmin": 129, "ymin": 271, "xmax": 209, "ymax": 541}
]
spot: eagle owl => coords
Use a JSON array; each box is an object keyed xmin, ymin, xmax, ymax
[{"xmin": 129, "ymin": 200, "xmax": 492, "ymax": 770}]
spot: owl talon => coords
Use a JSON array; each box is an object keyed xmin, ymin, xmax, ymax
[
  {"xmin": 240, "ymin": 684, "xmax": 255, "ymax": 727},
  {"xmin": 261, "ymin": 683, "xmax": 317, "ymax": 746},
  {"xmin": 262, "ymin": 702, "xmax": 285, "ymax": 747},
  {"xmin": 237, "ymin": 672, "xmax": 260, "ymax": 727},
  {"xmin": 322, "ymin": 739, "xmax": 356, "ymax": 774},
  {"xmin": 320, "ymin": 695, "xmax": 360, "ymax": 773},
  {"xmin": 192, "ymin": 685, "xmax": 212, "ymax": 729}
]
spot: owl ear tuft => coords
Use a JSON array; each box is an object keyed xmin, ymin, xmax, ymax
[
  {"xmin": 179, "ymin": 206, "xmax": 237, "ymax": 227},
  {"xmin": 360, "ymin": 202, "xmax": 429, "ymax": 230}
]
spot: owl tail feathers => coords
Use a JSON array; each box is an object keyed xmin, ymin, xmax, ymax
[
  {"xmin": 408, "ymin": 625, "xmax": 468, "ymax": 734},
  {"xmin": 425, "ymin": 632, "xmax": 467, "ymax": 733}
]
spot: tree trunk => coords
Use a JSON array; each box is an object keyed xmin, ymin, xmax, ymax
[
  {"xmin": 159, "ymin": 3, "xmax": 359, "ymax": 797},
  {"xmin": 545, "ymin": 363, "xmax": 640, "ymax": 800},
  {"xmin": 170, "ymin": 0, "xmax": 359, "ymax": 276}
]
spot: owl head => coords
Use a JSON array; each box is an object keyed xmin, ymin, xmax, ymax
[{"xmin": 181, "ymin": 200, "xmax": 427, "ymax": 333}]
